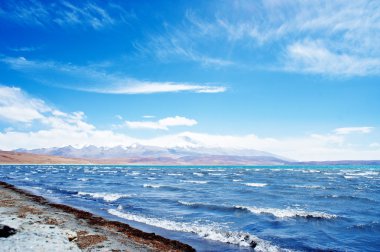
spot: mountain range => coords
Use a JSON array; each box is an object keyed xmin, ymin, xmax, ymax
[{"xmin": 13, "ymin": 144, "xmax": 292, "ymax": 165}]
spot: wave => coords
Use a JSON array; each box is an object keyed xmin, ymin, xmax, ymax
[
  {"xmin": 346, "ymin": 171, "xmax": 379, "ymax": 176},
  {"xmin": 244, "ymin": 183, "xmax": 267, "ymax": 187},
  {"xmin": 77, "ymin": 192, "xmax": 133, "ymax": 202},
  {"xmin": 177, "ymin": 201, "xmax": 336, "ymax": 220},
  {"xmin": 343, "ymin": 175, "xmax": 356, "ymax": 179},
  {"xmin": 177, "ymin": 201, "xmax": 232, "ymax": 212},
  {"xmin": 77, "ymin": 178, "xmax": 90, "ymax": 181},
  {"xmin": 235, "ymin": 206, "xmax": 337, "ymax": 219},
  {"xmin": 320, "ymin": 194, "xmax": 377, "ymax": 203},
  {"xmin": 108, "ymin": 209, "xmax": 284, "ymax": 251},
  {"xmin": 143, "ymin": 184, "xmax": 183, "ymax": 191},
  {"xmin": 193, "ymin": 172, "xmax": 204, "ymax": 177},
  {"xmin": 348, "ymin": 221, "xmax": 380, "ymax": 231},
  {"xmin": 208, "ymin": 173, "xmax": 224, "ymax": 176},
  {"xmin": 292, "ymin": 185, "xmax": 325, "ymax": 189},
  {"xmin": 168, "ymin": 173, "xmax": 183, "ymax": 176},
  {"xmin": 181, "ymin": 180, "xmax": 208, "ymax": 184},
  {"xmin": 143, "ymin": 184, "xmax": 161, "ymax": 188}
]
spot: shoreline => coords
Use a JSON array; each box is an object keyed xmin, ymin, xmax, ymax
[{"xmin": 0, "ymin": 180, "xmax": 195, "ymax": 252}]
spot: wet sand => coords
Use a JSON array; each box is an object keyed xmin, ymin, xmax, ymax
[{"xmin": 0, "ymin": 181, "xmax": 195, "ymax": 252}]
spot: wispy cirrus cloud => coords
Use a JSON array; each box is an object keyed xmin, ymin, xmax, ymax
[
  {"xmin": 1, "ymin": 56, "xmax": 226, "ymax": 94},
  {"xmin": 134, "ymin": 23, "xmax": 234, "ymax": 68},
  {"xmin": 283, "ymin": 40, "xmax": 380, "ymax": 76},
  {"xmin": 124, "ymin": 116, "xmax": 197, "ymax": 130},
  {"xmin": 0, "ymin": 0, "xmax": 133, "ymax": 29},
  {"xmin": 146, "ymin": 1, "xmax": 380, "ymax": 76}
]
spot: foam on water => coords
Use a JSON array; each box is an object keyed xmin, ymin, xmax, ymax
[
  {"xmin": 181, "ymin": 180, "xmax": 208, "ymax": 184},
  {"xmin": 178, "ymin": 201, "xmax": 337, "ymax": 220},
  {"xmin": 292, "ymin": 185, "xmax": 325, "ymax": 189},
  {"xmin": 77, "ymin": 192, "xmax": 133, "ymax": 202},
  {"xmin": 143, "ymin": 184, "xmax": 161, "ymax": 188},
  {"xmin": 244, "ymin": 183, "xmax": 267, "ymax": 187},
  {"xmin": 77, "ymin": 178, "xmax": 90, "ymax": 181},
  {"xmin": 235, "ymin": 206, "xmax": 337, "ymax": 219},
  {"xmin": 108, "ymin": 209, "xmax": 284, "ymax": 251},
  {"xmin": 209, "ymin": 173, "xmax": 224, "ymax": 176}
]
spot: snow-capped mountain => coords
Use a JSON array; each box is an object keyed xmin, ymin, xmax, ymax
[{"xmin": 14, "ymin": 144, "xmax": 293, "ymax": 165}]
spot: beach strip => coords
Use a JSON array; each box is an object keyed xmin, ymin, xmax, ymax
[{"xmin": 0, "ymin": 181, "xmax": 195, "ymax": 252}]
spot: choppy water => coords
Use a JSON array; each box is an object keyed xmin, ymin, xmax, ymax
[{"xmin": 1, "ymin": 165, "xmax": 380, "ymax": 251}]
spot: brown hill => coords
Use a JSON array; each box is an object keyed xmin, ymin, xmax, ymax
[{"xmin": 0, "ymin": 151, "xmax": 92, "ymax": 164}]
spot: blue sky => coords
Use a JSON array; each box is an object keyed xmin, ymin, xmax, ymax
[{"xmin": 0, "ymin": 0, "xmax": 379, "ymax": 160}]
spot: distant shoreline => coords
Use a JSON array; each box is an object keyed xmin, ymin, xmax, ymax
[
  {"xmin": 0, "ymin": 180, "xmax": 195, "ymax": 252},
  {"xmin": 1, "ymin": 150, "xmax": 380, "ymax": 166}
]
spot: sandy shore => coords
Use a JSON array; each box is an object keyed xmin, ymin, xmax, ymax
[{"xmin": 0, "ymin": 181, "xmax": 195, "ymax": 252}]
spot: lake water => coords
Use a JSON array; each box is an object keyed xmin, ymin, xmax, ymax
[{"xmin": 1, "ymin": 165, "xmax": 379, "ymax": 251}]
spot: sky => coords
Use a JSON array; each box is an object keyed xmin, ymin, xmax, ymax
[{"xmin": 0, "ymin": 0, "xmax": 379, "ymax": 161}]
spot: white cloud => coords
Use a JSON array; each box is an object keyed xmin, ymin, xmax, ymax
[
  {"xmin": 1, "ymin": 56, "xmax": 226, "ymax": 94},
  {"xmin": 0, "ymin": 0, "xmax": 133, "ymax": 29},
  {"xmin": 0, "ymin": 85, "xmax": 95, "ymax": 132},
  {"xmin": 0, "ymin": 86, "xmax": 48, "ymax": 123},
  {"xmin": 155, "ymin": 1, "xmax": 380, "ymax": 76},
  {"xmin": 125, "ymin": 116, "xmax": 197, "ymax": 130},
  {"xmin": 334, "ymin": 127, "xmax": 374, "ymax": 135},
  {"xmin": 89, "ymin": 82, "xmax": 226, "ymax": 94},
  {"xmin": 284, "ymin": 40, "xmax": 380, "ymax": 76},
  {"xmin": 0, "ymin": 86, "xmax": 378, "ymax": 161}
]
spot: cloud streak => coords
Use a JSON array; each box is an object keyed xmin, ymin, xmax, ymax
[
  {"xmin": 1, "ymin": 56, "xmax": 226, "ymax": 94},
  {"xmin": 0, "ymin": 0, "xmax": 133, "ymax": 29},
  {"xmin": 124, "ymin": 116, "xmax": 197, "ymax": 130}
]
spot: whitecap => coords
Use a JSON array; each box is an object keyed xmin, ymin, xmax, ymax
[
  {"xmin": 235, "ymin": 206, "xmax": 337, "ymax": 219},
  {"xmin": 143, "ymin": 184, "xmax": 161, "ymax": 188},
  {"xmin": 292, "ymin": 185, "xmax": 325, "ymax": 189},
  {"xmin": 181, "ymin": 180, "xmax": 208, "ymax": 184},
  {"xmin": 193, "ymin": 172, "xmax": 204, "ymax": 177},
  {"xmin": 344, "ymin": 175, "xmax": 356, "ymax": 179},
  {"xmin": 244, "ymin": 183, "xmax": 267, "ymax": 187},
  {"xmin": 107, "ymin": 209, "xmax": 283, "ymax": 251},
  {"xmin": 77, "ymin": 178, "xmax": 90, "ymax": 181},
  {"xmin": 77, "ymin": 192, "xmax": 132, "ymax": 202}
]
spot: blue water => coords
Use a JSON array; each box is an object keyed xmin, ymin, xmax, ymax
[{"xmin": 1, "ymin": 165, "xmax": 379, "ymax": 251}]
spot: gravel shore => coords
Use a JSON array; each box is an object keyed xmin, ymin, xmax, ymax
[{"xmin": 0, "ymin": 181, "xmax": 195, "ymax": 252}]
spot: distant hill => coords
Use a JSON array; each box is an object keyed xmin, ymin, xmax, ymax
[
  {"xmin": 13, "ymin": 144, "xmax": 292, "ymax": 165},
  {"xmin": 0, "ymin": 151, "xmax": 92, "ymax": 164},
  {"xmin": 5, "ymin": 145, "xmax": 379, "ymax": 165}
]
